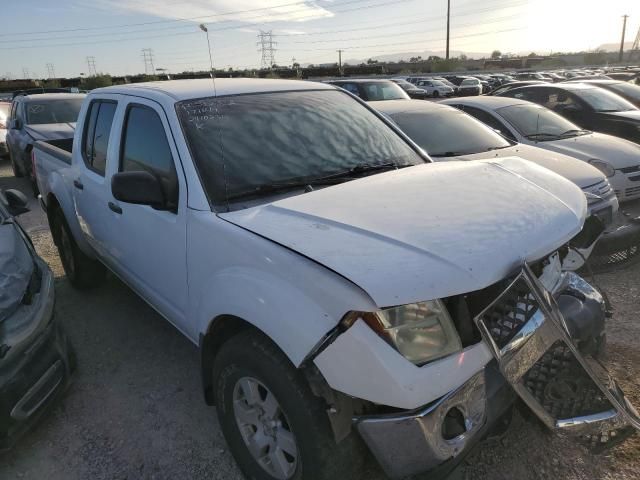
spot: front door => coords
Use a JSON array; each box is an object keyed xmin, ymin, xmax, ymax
[{"xmin": 102, "ymin": 98, "xmax": 189, "ymax": 331}]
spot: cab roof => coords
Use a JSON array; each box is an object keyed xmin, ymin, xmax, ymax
[{"xmin": 94, "ymin": 78, "xmax": 335, "ymax": 101}]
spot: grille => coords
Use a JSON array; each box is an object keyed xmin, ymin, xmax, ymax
[
  {"xmin": 523, "ymin": 341, "xmax": 612, "ymax": 419},
  {"xmin": 585, "ymin": 180, "xmax": 613, "ymax": 198},
  {"xmin": 476, "ymin": 277, "xmax": 539, "ymax": 349},
  {"xmin": 624, "ymin": 186, "xmax": 640, "ymax": 198}
]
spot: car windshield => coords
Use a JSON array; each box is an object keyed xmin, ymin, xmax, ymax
[
  {"xmin": 25, "ymin": 98, "xmax": 84, "ymax": 124},
  {"xmin": 0, "ymin": 103, "xmax": 9, "ymax": 128},
  {"xmin": 462, "ymin": 79, "xmax": 479, "ymax": 85},
  {"xmin": 431, "ymin": 80, "xmax": 446, "ymax": 87},
  {"xmin": 606, "ymin": 82, "xmax": 640, "ymax": 103},
  {"xmin": 496, "ymin": 104, "xmax": 583, "ymax": 139},
  {"xmin": 177, "ymin": 90, "xmax": 424, "ymax": 209},
  {"xmin": 388, "ymin": 108, "xmax": 511, "ymax": 156},
  {"xmin": 573, "ymin": 88, "xmax": 636, "ymax": 112},
  {"xmin": 361, "ymin": 82, "xmax": 409, "ymax": 101}
]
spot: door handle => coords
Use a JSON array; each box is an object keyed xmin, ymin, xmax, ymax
[
  {"xmin": 108, "ymin": 202, "xmax": 122, "ymax": 214},
  {"xmin": 73, "ymin": 179, "xmax": 84, "ymax": 190}
]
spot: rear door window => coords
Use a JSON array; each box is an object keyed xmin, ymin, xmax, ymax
[{"xmin": 82, "ymin": 100, "xmax": 117, "ymax": 175}]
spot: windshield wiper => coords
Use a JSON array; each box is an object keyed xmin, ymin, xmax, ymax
[
  {"xmin": 487, "ymin": 145, "xmax": 510, "ymax": 151},
  {"xmin": 429, "ymin": 151, "xmax": 463, "ymax": 157},
  {"xmin": 558, "ymin": 128, "xmax": 591, "ymax": 138},
  {"xmin": 227, "ymin": 163, "xmax": 405, "ymax": 201},
  {"xmin": 524, "ymin": 132, "xmax": 561, "ymax": 140}
]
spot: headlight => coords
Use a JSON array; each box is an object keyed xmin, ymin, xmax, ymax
[
  {"xmin": 588, "ymin": 159, "xmax": 615, "ymax": 178},
  {"xmin": 345, "ymin": 300, "xmax": 462, "ymax": 365}
]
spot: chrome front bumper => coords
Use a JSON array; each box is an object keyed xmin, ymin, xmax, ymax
[
  {"xmin": 354, "ymin": 268, "xmax": 638, "ymax": 479},
  {"xmin": 475, "ymin": 266, "xmax": 640, "ymax": 448}
]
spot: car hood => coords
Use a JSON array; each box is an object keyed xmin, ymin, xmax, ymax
[
  {"xmin": 24, "ymin": 123, "xmax": 76, "ymax": 141},
  {"xmin": 535, "ymin": 132, "xmax": 640, "ymax": 169},
  {"xmin": 444, "ymin": 144, "xmax": 604, "ymax": 189},
  {"xmin": 221, "ymin": 158, "xmax": 587, "ymax": 307},
  {"xmin": 0, "ymin": 224, "xmax": 33, "ymax": 322}
]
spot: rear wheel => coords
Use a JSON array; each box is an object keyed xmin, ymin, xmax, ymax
[
  {"xmin": 432, "ymin": 90, "xmax": 440, "ymax": 98},
  {"xmin": 51, "ymin": 208, "xmax": 106, "ymax": 289},
  {"xmin": 213, "ymin": 330, "xmax": 365, "ymax": 480}
]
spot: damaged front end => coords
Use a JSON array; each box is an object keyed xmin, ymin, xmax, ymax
[
  {"xmin": 475, "ymin": 264, "xmax": 639, "ymax": 449},
  {"xmin": 352, "ymin": 259, "xmax": 638, "ymax": 479}
]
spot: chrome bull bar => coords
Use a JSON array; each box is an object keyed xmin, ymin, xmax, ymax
[{"xmin": 475, "ymin": 265, "xmax": 640, "ymax": 450}]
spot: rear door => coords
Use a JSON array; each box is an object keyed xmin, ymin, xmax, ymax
[
  {"xmin": 101, "ymin": 97, "xmax": 188, "ymax": 329},
  {"xmin": 74, "ymin": 95, "xmax": 119, "ymax": 259}
]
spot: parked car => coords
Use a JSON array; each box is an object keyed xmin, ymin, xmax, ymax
[
  {"xmin": 487, "ymin": 80, "xmax": 546, "ymax": 96},
  {"xmin": 5, "ymin": 93, "xmax": 85, "ymax": 182},
  {"xmin": 440, "ymin": 96, "xmax": 640, "ymax": 202},
  {"xmin": 390, "ymin": 79, "xmax": 428, "ymax": 99},
  {"xmin": 0, "ymin": 102, "xmax": 8, "ymax": 158},
  {"xmin": 33, "ymin": 79, "xmax": 639, "ymax": 479},
  {"xmin": 567, "ymin": 79, "xmax": 640, "ymax": 108},
  {"xmin": 414, "ymin": 79, "xmax": 454, "ymax": 98},
  {"xmin": 373, "ymin": 99, "xmax": 618, "ymax": 228},
  {"xmin": 431, "ymin": 76, "xmax": 460, "ymax": 94},
  {"xmin": 0, "ymin": 188, "xmax": 74, "ymax": 449},
  {"xmin": 444, "ymin": 76, "xmax": 482, "ymax": 96},
  {"xmin": 514, "ymin": 72, "xmax": 551, "ymax": 82},
  {"xmin": 324, "ymin": 79, "xmax": 409, "ymax": 101},
  {"xmin": 497, "ymin": 83, "xmax": 640, "ymax": 145}
]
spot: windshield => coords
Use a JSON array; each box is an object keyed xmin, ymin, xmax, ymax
[
  {"xmin": 361, "ymin": 82, "xmax": 409, "ymax": 101},
  {"xmin": 26, "ymin": 98, "xmax": 84, "ymax": 125},
  {"xmin": 573, "ymin": 88, "xmax": 636, "ymax": 112},
  {"xmin": 496, "ymin": 104, "xmax": 582, "ymax": 139},
  {"xmin": 462, "ymin": 79, "xmax": 479, "ymax": 86},
  {"xmin": 607, "ymin": 82, "xmax": 640, "ymax": 103},
  {"xmin": 0, "ymin": 104, "xmax": 9, "ymax": 129},
  {"xmin": 388, "ymin": 108, "xmax": 510, "ymax": 156},
  {"xmin": 178, "ymin": 90, "xmax": 424, "ymax": 209},
  {"xmin": 431, "ymin": 80, "xmax": 446, "ymax": 87}
]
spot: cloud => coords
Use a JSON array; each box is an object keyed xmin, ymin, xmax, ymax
[{"xmin": 101, "ymin": 0, "xmax": 334, "ymax": 24}]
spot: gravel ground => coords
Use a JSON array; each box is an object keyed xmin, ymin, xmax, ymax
[{"xmin": 0, "ymin": 160, "xmax": 638, "ymax": 480}]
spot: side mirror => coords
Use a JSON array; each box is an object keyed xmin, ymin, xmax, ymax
[
  {"xmin": 0, "ymin": 189, "xmax": 30, "ymax": 216},
  {"xmin": 11, "ymin": 118, "xmax": 23, "ymax": 130},
  {"xmin": 111, "ymin": 171, "xmax": 166, "ymax": 209}
]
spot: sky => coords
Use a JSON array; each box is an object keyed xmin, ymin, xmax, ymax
[{"xmin": 1, "ymin": 0, "xmax": 639, "ymax": 78}]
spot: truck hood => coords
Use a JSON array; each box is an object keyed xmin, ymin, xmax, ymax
[
  {"xmin": 221, "ymin": 158, "xmax": 587, "ymax": 307},
  {"xmin": 445, "ymin": 144, "xmax": 605, "ymax": 190},
  {"xmin": 534, "ymin": 132, "xmax": 640, "ymax": 169},
  {"xmin": 24, "ymin": 123, "xmax": 76, "ymax": 141}
]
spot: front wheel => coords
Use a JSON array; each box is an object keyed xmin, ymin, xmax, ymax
[
  {"xmin": 432, "ymin": 90, "xmax": 440, "ymax": 98},
  {"xmin": 51, "ymin": 208, "xmax": 106, "ymax": 289},
  {"xmin": 213, "ymin": 330, "xmax": 365, "ymax": 480},
  {"xmin": 8, "ymin": 148, "xmax": 26, "ymax": 178}
]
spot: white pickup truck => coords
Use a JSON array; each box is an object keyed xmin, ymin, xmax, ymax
[{"xmin": 33, "ymin": 79, "xmax": 639, "ymax": 480}]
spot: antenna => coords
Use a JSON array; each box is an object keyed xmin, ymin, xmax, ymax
[{"xmin": 257, "ymin": 31, "xmax": 277, "ymax": 69}]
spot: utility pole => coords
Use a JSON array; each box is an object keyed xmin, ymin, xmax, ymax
[
  {"xmin": 337, "ymin": 49, "xmax": 344, "ymax": 76},
  {"xmin": 619, "ymin": 14, "xmax": 629, "ymax": 62},
  {"xmin": 46, "ymin": 63, "xmax": 55, "ymax": 79},
  {"xmin": 86, "ymin": 57, "xmax": 97, "ymax": 76},
  {"xmin": 257, "ymin": 31, "xmax": 277, "ymax": 69},
  {"xmin": 446, "ymin": 0, "xmax": 451, "ymax": 60}
]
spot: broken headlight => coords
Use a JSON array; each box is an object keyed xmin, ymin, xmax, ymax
[{"xmin": 346, "ymin": 300, "xmax": 462, "ymax": 365}]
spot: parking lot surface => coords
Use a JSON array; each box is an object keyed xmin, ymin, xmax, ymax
[{"xmin": 0, "ymin": 160, "xmax": 639, "ymax": 480}]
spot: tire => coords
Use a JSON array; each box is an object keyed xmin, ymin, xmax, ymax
[
  {"xmin": 51, "ymin": 208, "xmax": 106, "ymax": 289},
  {"xmin": 8, "ymin": 148, "xmax": 26, "ymax": 178},
  {"xmin": 432, "ymin": 90, "xmax": 440, "ymax": 98},
  {"xmin": 213, "ymin": 330, "xmax": 365, "ymax": 480}
]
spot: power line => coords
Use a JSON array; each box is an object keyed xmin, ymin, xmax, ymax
[{"xmin": 0, "ymin": 0, "xmax": 384, "ymax": 38}]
